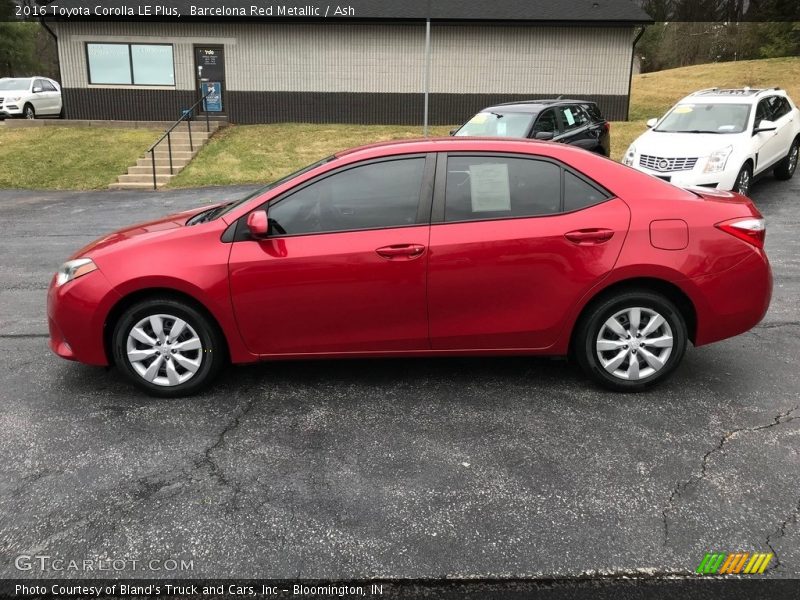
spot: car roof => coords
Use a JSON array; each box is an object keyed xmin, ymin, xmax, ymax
[
  {"xmin": 678, "ymin": 87, "xmax": 786, "ymax": 103},
  {"xmin": 479, "ymin": 99, "xmax": 597, "ymax": 114}
]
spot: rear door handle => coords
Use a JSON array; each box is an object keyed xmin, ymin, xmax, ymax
[
  {"xmin": 564, "ymin": 228, "xmax": 614, "ymax": 245},
  {"xmin": 376, "ymin": 244, "xmax": 426, "ymax": 260}
]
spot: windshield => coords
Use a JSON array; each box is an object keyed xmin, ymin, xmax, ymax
[
  {"xmin": 0, "ymin": 78, "xmax": 32, "ymax": 91},
  {"xmin": 455, "ymin": 111, "xmax": 535, "ymax": 137},
  {"xmin": 216, "ymin": 155, "xmax": 336, "ymax": 218},
  {"xmin": 654, "ymin": 103, "xmax": 751, "ymax": 134}
]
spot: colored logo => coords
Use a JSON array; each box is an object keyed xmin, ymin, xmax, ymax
[{"xmin": 696, "ymin": 552, "xmax": 773, "ymax": 575}]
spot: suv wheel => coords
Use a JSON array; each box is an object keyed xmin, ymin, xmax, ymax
[
  {"xmin": 774, "ymin": 138, "xmax": 799, "ymax": 181},
  {"xmin": 23, "ymin": 104, "xmax": 35, "ymax": 120},
  {"xmin": 733, "ymin": 163, "xmax": 752, "ymax": 196},
  {"xmin": 112, "ymin": 297, "xmax": 226, "ymax": 397},
  {"xmin": 574, "ymin": 290, "xmax": 688, "ymax": 392}
]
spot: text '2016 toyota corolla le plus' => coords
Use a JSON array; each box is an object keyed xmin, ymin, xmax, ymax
[{"xmin": 48, "ymin": 138, "xmax": 772, "ymax": 397}]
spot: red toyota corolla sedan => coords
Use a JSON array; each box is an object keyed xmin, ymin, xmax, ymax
[{"xmin": 48, "ymin": 138, "xmax": 772, "ymax": 397}]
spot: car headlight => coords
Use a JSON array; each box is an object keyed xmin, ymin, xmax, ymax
[
  {"xmin": 55, "ymin": 258, "xmax": 97, "ymax": 287},
  {"xmin": 622, "ymin": 145, "xmax": 636, "ymax": 166},
  {"xmin": 6, "ymin": 96, "xmax": 21, "ymax": 102},
  {"xmin": 704, "ymin": 145, "xmax": 733, "ymax": 173}
]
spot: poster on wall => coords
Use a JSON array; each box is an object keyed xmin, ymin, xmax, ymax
[{"xmin": 201, "ymin": 82, "xmax": 223, "ymax": 112}]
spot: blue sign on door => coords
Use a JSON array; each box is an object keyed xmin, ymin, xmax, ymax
[{"xmin": 201, "ymin": 82, "xmax": 223, "ymax": 112}]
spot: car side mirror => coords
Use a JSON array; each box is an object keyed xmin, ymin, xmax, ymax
[
  {"xmin": 534, "ymin": 131, "xmax": 554, "ymax": 140},
  {"xmin": 754, "ymin": 119, "xmax": 777, "ymax": 134},
  {"xmin": 32, "ymin": 87, "xmax": 42, "ymax": 93},
  {"xmin": 246, "ymin": 210, "xmax": 269, "ymax": 238},
  {"xmin": 646, "ymin": 117, "xmax": 658, "ymax": 128}
]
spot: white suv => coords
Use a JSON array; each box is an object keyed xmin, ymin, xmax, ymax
[
  {"xmin": 623, "ymin": 88, "xmax": 800, "ymax": 196},
  {"xmin": 0, "ymin": 77, "xmax": 63, "ymax": 120}
]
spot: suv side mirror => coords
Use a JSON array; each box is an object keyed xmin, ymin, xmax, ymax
[
  {"xmin": 646, "ymin": 117, "xmax": 658, "ymax": 128},
  {"xmin": 246, "ymin": 210, "xmax": 269, "ymax": 238},
  {"xmin": 534, "ymin": 131, "xmax": 554, "ymax": 141},
  {"xmin": 754, "ymin": 119, "xmax": 777, "ymax": 134},
  {"xmin": 32, "ymin": 86, "xmax": 42, "ymax": 93}
]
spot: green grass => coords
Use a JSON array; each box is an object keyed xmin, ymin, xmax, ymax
[
  {"xmin": 1, "ymin": 56, "xmax": 798, "ymax": 189},
  {"xmin": 170, "ymin": 123, "xmax": 452, "ymax": 187},
  {"xmin": 0, "ymin": 127, "xmax": 157, "ymax": 190}
]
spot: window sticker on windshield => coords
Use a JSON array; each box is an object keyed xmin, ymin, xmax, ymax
[
  {"xmin": 674, "ymin": 105, "xmax": 694, "ymax": 114},
  {"xmin": 469, "ymin": 113, "xmax": 490, "ymax": 124},
  {"xmin": 470, "ymin": 163, "xmax": 511, "ymax": 212},
  {"xmin": 563, "ymin": 108, "xmax": 575, "ymax": 126}
]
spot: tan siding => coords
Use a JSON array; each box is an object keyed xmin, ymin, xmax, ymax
[{"xmin": 52, "ymin": 22, "xmax": 633, "ymax": 96}]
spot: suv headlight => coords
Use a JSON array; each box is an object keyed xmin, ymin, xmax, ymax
[
  {"xmin": 623, "ymin": 144, "xmax": 636, "ymax": 166},
  {"xmin": 704, "ymin": 145, "xmax": 733, "ymax": 173},
  {"xmin": 55, "ymin": 258, "xmax": 97, "ymax": 287}
]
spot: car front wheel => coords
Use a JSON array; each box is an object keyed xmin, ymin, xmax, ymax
[
  {"xmin": 774, "ymin": 138, "xmax": 799, "ymax": 181},
  {"xmin": 112, "ymin": 297, "xmax": 226, "ymax": 397},
  {"xmin": 23, "ymin": 104, "xmax": 35, "ymax": 120},
  {"xmin": 574, "ymin": 290, "xmax": 688, "ymax": 392},
  {"xmin": 733, "ymin": 163, "xmax": 752, "ymax": 196}
]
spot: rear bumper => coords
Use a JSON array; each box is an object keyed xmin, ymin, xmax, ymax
[
  {"xmin": 691, "ymin": 249, "xmax": 772, "ymax": 346},
  {"xmin": 47, "ymin": 270, "xmax": 121, "ymax": 366}
]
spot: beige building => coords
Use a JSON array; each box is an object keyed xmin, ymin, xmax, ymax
[{"xmin": 47, "ymin": 2, "xmax": 650, "ymax": 124}]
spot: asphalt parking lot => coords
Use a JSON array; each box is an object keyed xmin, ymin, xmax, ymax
[{"xmin": 0, "ymin": 177, "xmax": 798, "ymax": 580}]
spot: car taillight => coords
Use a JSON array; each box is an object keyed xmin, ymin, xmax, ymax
[
  {"xmin": 715, "ymin": 217, "xmax": 766, "ymax": 249},
  {"xmin": 603, "ymin": 122, "xmax": 610, "ymax": 132}
]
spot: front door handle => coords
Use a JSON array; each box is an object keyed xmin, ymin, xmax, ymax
[
  {"xmin": 376, "ymin": 244, "xmax": 426, "ymax": 260},
  {"xmin": 564, "ymin": 228, "xmax": 614, "ymax": 245}
]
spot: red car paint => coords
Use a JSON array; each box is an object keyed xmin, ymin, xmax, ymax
[{"xmin": 47, "ymin": 138, "xmax": 771, "ymax": 367}]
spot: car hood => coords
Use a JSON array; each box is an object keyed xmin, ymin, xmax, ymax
[
  {"xmin": 635, "ymin": 131, "xmax": 744, "ymax": 157},
  {"xmin": 70, "ymin": 203, "xmax": 222, "ymax": 259}
]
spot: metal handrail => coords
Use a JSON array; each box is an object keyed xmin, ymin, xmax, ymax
[{"xmin": 147, "ymin": 89, "xmax": 214, "ymax": 189}]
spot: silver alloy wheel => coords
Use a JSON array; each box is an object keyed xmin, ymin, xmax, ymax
[
  {"xmin": 736, "ymin": 168, "xmax": 750, "ymax": 195},
  {"xmin": 126, "ymin": 314, "xmax": 203, "ymax": 387},
  {"xmin": 24, "ymin": 106, "xmax": 34, "ymax": 119},
  {"xmin": 596, "ymin": 307, "xmax": 674, "ymax": 381},
  {"xmin": 789, "ymin": 143, "xmax": 799, "ymax": 174}
]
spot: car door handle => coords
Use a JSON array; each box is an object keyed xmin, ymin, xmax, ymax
[
  {"xmin": 564, "ymin": 228, "xmax": 614, "ymax": 245},
  {"xmin": 376, "ymin": 244, "xmax": 426, "ymax": 260}
]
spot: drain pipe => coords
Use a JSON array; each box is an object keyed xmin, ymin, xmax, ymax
[{"xmin": 625, "ymin": 26, "xmax": 646, "ymax": 121}]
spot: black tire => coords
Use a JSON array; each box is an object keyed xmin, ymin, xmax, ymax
[
  {"xmin": 732, "ymin": 163, "xmax": 752, "ymax": 196},
  {"xmin": 574, "ymin": 290, "xmax": 688, "ymax": 392},
  {"xmin": 774, "ymin": 138, "xmax": 799, "ymax": 181},
  {"xmin": 23, "ymin": 104, "xmax": 35, "ymax": 120},
  {"xmin": 58, "ymin": 105, "xmax": 65, "ymax": 119},
  {"xmin": 112, "ymin": 297, "xmax": 226, "ymax": 398}
]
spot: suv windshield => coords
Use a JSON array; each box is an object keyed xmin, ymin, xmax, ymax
[
  {"xmin": 455, "ymin": 111, "xmax": 535, "ymax": 137},
  {"xmin": 0, "ymin": 78, "xmax": 32, "ymax": 91},
  {"xmin": 655, "ymin": 103, "xmax": 751, "ymax": 134}
]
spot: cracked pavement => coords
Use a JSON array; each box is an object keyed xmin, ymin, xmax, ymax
[{"xmin": 0, "ymin": 175, "xmax": 798, "ymax": 579}]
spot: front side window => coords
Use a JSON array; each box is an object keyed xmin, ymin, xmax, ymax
[
  {"xmin": 655, "ymin": 103, "xmax": 751, "ymax": 134},
  {"xmin": 87, "ymin": 43, "xmax": 174, "ymax": 85},
  {"xmin": 531, "ymin": 109, "xmax": 559, "ymax": 136},
  {"xmin": 444, "ymin": 156, "xmax": 561, "ymax": 222},
  {"xmin": 40, "ymin": 80, "xmax": 57, "ymax": 92},
  {"xmin": 268, "ymin": 158, "xmax": 425, "ymax": 236},
  {"xmin": 455, "ymin": 112, "xmax": 535, "ymax": 138}
]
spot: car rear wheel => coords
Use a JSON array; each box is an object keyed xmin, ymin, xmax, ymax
[
  {"xmin": 774, "ymin": 138, "xmax": 799, "ymax": 181},
  {"xmin": 112, "ymin": 298, "xmax": 226, "ymax": 397},
  {"xmin": 733, "ymin": 163, "xmax": 752, "ymax": 196},
  {"xmin": 574, "ymin": 290, "xmax": 688, "ymax": 392},
  {"xmin": 23, "ymin": 104, "xmax": 35, "ymax": 120}
]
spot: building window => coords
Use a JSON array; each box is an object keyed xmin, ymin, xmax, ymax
[{"xmin": 86, "ymin": 43, "xmax": 174, "ymax": 86}]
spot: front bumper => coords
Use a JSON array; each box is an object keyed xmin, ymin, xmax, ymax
[
  {"xmin": 633, "ymin": 161, "xmax": 739, "ymax": 191},
  {"xmin": 0, "ymin": 104, "xmax": 23, "ymax": 117},
  {"xmin": 47, "ymin": 269, "xmax": 121, "ymax": 366}
]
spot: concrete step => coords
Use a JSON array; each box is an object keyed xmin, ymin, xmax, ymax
[
  {"xmin": 136, "ymin": 157, "xmax": 192, "ymax": 168},
  {"xmin": 117, "ymin": 173, "xmax": 175, "ymax": 185},
  {"xmin": 128, "ymin": 165, "xmax": 180, "ymax": 175},
  {"xmin": 109, "ymin": 182, "xmax": 168, "ymax": 190},
  {"xmin": 146, "ymin": 150, "xmax": 199, "ymax": 160}
]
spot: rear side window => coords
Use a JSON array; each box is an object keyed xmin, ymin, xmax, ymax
[
  {"xmin": 558, "ymin": 105, "xmax": 589, "ymax": 131},
  {"xmin": 269, "ymin": 158, "xmax": 425, "ymax": 235},
  {"xmin": 581, "ymin": 102, "xmax": 603, "ymax": 122},
  {"xmin": 564, "ymin": 171, "xmax": 608, "ymax": 212},
  {"xmin": 444, "ymin": 156, "xmax": 561, "ymax": 222}
]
